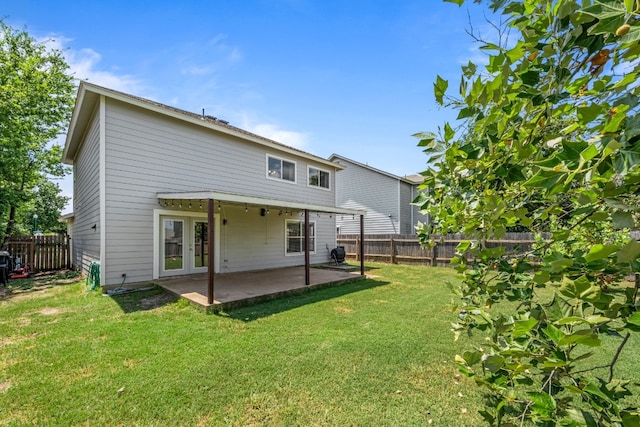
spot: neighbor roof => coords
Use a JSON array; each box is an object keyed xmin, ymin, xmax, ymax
[{"xmin": 63, "ymin": 82, "xmax": 344, "ymax": 171}]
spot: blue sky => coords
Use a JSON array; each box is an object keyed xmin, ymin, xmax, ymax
[{"xmin": 5, "ymin": 0, "xmax": 495, "ymax": 211}]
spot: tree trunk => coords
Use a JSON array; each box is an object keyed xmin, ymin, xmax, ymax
[{"xmin": 2, "ymin": 205, "xmax": 16, "ymax": 248}]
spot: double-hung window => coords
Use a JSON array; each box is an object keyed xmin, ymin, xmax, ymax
[
  {"xmin": 267, "ymin": 155, "xmax": 296, "ymax": 183},
  {"xmin": 285, "ymin": 220, "xmax": 315, "ymax": 255},
  {"xmin": 308, "ymin": 166, "xmax": 330, "ymax": 189}
]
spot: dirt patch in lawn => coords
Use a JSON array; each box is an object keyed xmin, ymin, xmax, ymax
[
  {"xmin": 39, "ymin": 307, "xmax": 63, "ymax": 316},
  {"xmin": 139, "ymin": 292, "xmax": 178, "ymax": 310},
  {"xmin": 0, "ymin": 381, "xmax": 11, "ymax": 393}
]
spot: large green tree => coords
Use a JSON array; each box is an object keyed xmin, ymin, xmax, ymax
[
  {"xmin": 416, "ymin": 0, "xmax": 640, "ymax": 425},
  {"xmin": 10, "ymin": 181, "xmax": 70, "ymax": 236},
  {"xmin": 0, "ymin": 20, "xmax": 75, "ymax": 245}
]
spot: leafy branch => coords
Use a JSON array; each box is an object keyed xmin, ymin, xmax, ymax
[{"xmin": 419, "ymin": 1, "xmax": 640, "ymax": 425}]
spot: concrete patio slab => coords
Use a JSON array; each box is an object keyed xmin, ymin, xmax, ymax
[{"xmin": 157, "ymin": 265, "xmax": 365, "ymax": 311}]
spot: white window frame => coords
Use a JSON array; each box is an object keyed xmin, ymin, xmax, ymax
[
  {"xmin": 266, "ymin": 154, "xmax": 297, "ymax": 184},
  {"xmin": 307, "ymin": 165, "xmax": 331, "ymax": 190},
  {"xmin": 285, "ymin": 219, "xmax": 316, "ymax": 256}
]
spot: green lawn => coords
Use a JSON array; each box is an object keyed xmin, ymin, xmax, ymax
[{"xmin": 0, "ymin": 264, "xmax": 637, "ymax": 426}]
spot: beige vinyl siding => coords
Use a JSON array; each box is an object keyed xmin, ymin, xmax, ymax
[
  {"xmin": 104, "ymin": 100, "xmax": 334, "ymax": 204},
  {"xmin": 216, "ymin": 206, "xmax": 334, "ymax": 273},
  {"xmin": 101, "ymin": 99, "xmax": 337, "ymax": 284},
  {"xmin": 72, "ymin": 109, "xmax": 101, "ymax": 274},
  {"xmin": 335, "ymin": 159, "xmax": 398, "ymax": 234}
]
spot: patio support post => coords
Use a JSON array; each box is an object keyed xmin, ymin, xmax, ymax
[
  {"xmin": 360, "ymin": 214, "xmax": 365, "ymax": 276},
  {"xmin": 304, "ymin": 209, "xmax": 310, "ymax": 286},
  {"xmin": 207, "ymin": 198, "xmax": 215, "ymax": 305}
]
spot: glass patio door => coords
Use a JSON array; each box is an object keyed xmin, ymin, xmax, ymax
[
  {"xmin": 191, "ymin": 220, "xmax": 208, "ymax": 273},
  {"xmin": 162, "ymin": 218, "xmax": 185, "ymax": 275},
  {"xmin": 160, "ymin": 216, "xmax": 218, "ymax": 277}
]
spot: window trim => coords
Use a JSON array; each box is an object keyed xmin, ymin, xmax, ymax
[
  {"xmin": 307, "ymin": 165, "xmax": 331, "ymax": 191},
  {"xmin": 266, "ymin": 154, "xmax": 297, "ymax": 184},
  {"xmin": 285, "ymin": 219, "xmax": 316, "ymax": 256}
]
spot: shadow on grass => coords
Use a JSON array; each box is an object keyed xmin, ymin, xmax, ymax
[
  {"xmin": 218, "ymin": 277, "xmax": 390, "ymax": 321},
  {"xmin": 108, "ymin": 286, "xmax": 180, "ymax": 313},
  {"xmin": 0, "ymin": 270, "xmax": 82, "ymax": 301},
  {"xmin": 314, "ymin": 263, "xmax": 381, "ymax": 273}
]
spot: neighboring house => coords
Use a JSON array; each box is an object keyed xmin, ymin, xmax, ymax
[
  {"xmin": 63, "ymin": 82, "xmax": 363, "ymax": 290},
  {"xmin": 329, "ymin": 154, "xmax": 428, "ymax": 235}
]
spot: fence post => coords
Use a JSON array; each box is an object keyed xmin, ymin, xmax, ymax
[
  {"xmin": 431, "ymin": 241, "xmax": 437, "ymax": 266},
  {"xmin": 355, "ymin": 235, "xmax": 360, "ymax": 262},
  {"xmin": 68, "ymin": 235, "xmax": 72, "ymax": 269},
  {"xmin": 30, "ymin": 236, "xmax": 36, "ymax": 272},
  {"xmin": 390, "ymin": 236, "xmax": 396, "ymax": 264}
]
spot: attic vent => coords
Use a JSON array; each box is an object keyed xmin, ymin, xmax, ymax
[{"xmin": 201, "ymin": 109, "xmax": 229, "ymax": 124}]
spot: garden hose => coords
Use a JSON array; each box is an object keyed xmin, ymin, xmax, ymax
[{"xmin": 86, "ymin": 261, "xmax": 100, "ymax": 291}]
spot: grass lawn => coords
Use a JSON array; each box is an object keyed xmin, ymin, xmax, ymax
[{"xmin": 0, "ymin": 264, "xmax": 637, "ymax": 426}]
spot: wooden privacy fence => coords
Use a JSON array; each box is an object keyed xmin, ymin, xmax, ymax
[
  {"xmin": 337, "ymin": 233, "xmax": 540, "ymax": 267},
  {"xmin": 2, "ymin": 235, "xmax": 71, "ymax": 272}
]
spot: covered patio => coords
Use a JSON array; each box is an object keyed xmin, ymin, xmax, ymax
[
  {"xmin": 156, "ymin": 191, "xmax": 366, "ymax": 307},
  {"xmin": 157, "ymin": 265, "xmax": 365, "ymax": 310}
]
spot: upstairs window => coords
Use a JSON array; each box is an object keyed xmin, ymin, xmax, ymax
[
  {"xmin": 267, "ymin": 155, "xmax": 296, "ymax": 183},
  {"xmin": 286, "ymin": 220, "xmax": 315, "ymax": 255},
  {"xmin": 308, "ymin": 166, "xmax": 330, "ymax": 189}
]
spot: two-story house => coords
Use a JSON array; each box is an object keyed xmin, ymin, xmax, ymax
[{"xmin": 63, "ymin": 82, "xmax": 364, "ymax": 302}]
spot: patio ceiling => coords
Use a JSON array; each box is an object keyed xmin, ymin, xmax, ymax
[{"xmin": 157, "ymin": 190, "xmax": 366, "ymax": 217}]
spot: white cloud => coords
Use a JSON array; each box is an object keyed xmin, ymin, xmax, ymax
[
  {"xmin": 460, "ymin": 44, "xmax": 490, "ymax": 67},
  {"xmin": 41, "ymin": 35, "xmax": 143, "ymax": 93},
  {"xmin": 208, "ymin": 33, "xmax": 243, "ymax": 63},
  {"xmin": 245, "ymin": 121, "xmax": 310, "ymax": 150},
  {"xmin": 176, "ymin": 34, "xmax": 242, "ymax": 77},
  {"xmin": 67, "ymin": 48, "xmax": 142, "ymax": 92},
  {"xmin": 228, "ymin": 47, "xmax": 243, "ymax": 63},
  {"xmin": 180, "ymin": 65, "xmax": 216, "ymax": 76}
]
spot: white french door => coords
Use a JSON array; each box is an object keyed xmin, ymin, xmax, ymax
[
  {"xmin": 191, "ymin": 220, "xmax": 209, "ymax": 274},
  {"xmin": 160, "ymin": 215, "xmax": 219, "ymax": 277}
]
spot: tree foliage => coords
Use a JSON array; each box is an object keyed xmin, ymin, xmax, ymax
[
  {"xmin": 9, "ymin": 181, "xmax": 70, "ymax": 236},
  {"xmin": 0, "ymin": 20, "xmax": 75, "ymax": 243},
  {"xmin": 416, "ymin": 0, "xmax": 640, "ymax": 425}
]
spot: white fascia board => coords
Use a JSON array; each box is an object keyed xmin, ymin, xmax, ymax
[{"xmin": 157, "ymin": 191, "xmax": 366, "ymax": 217}]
